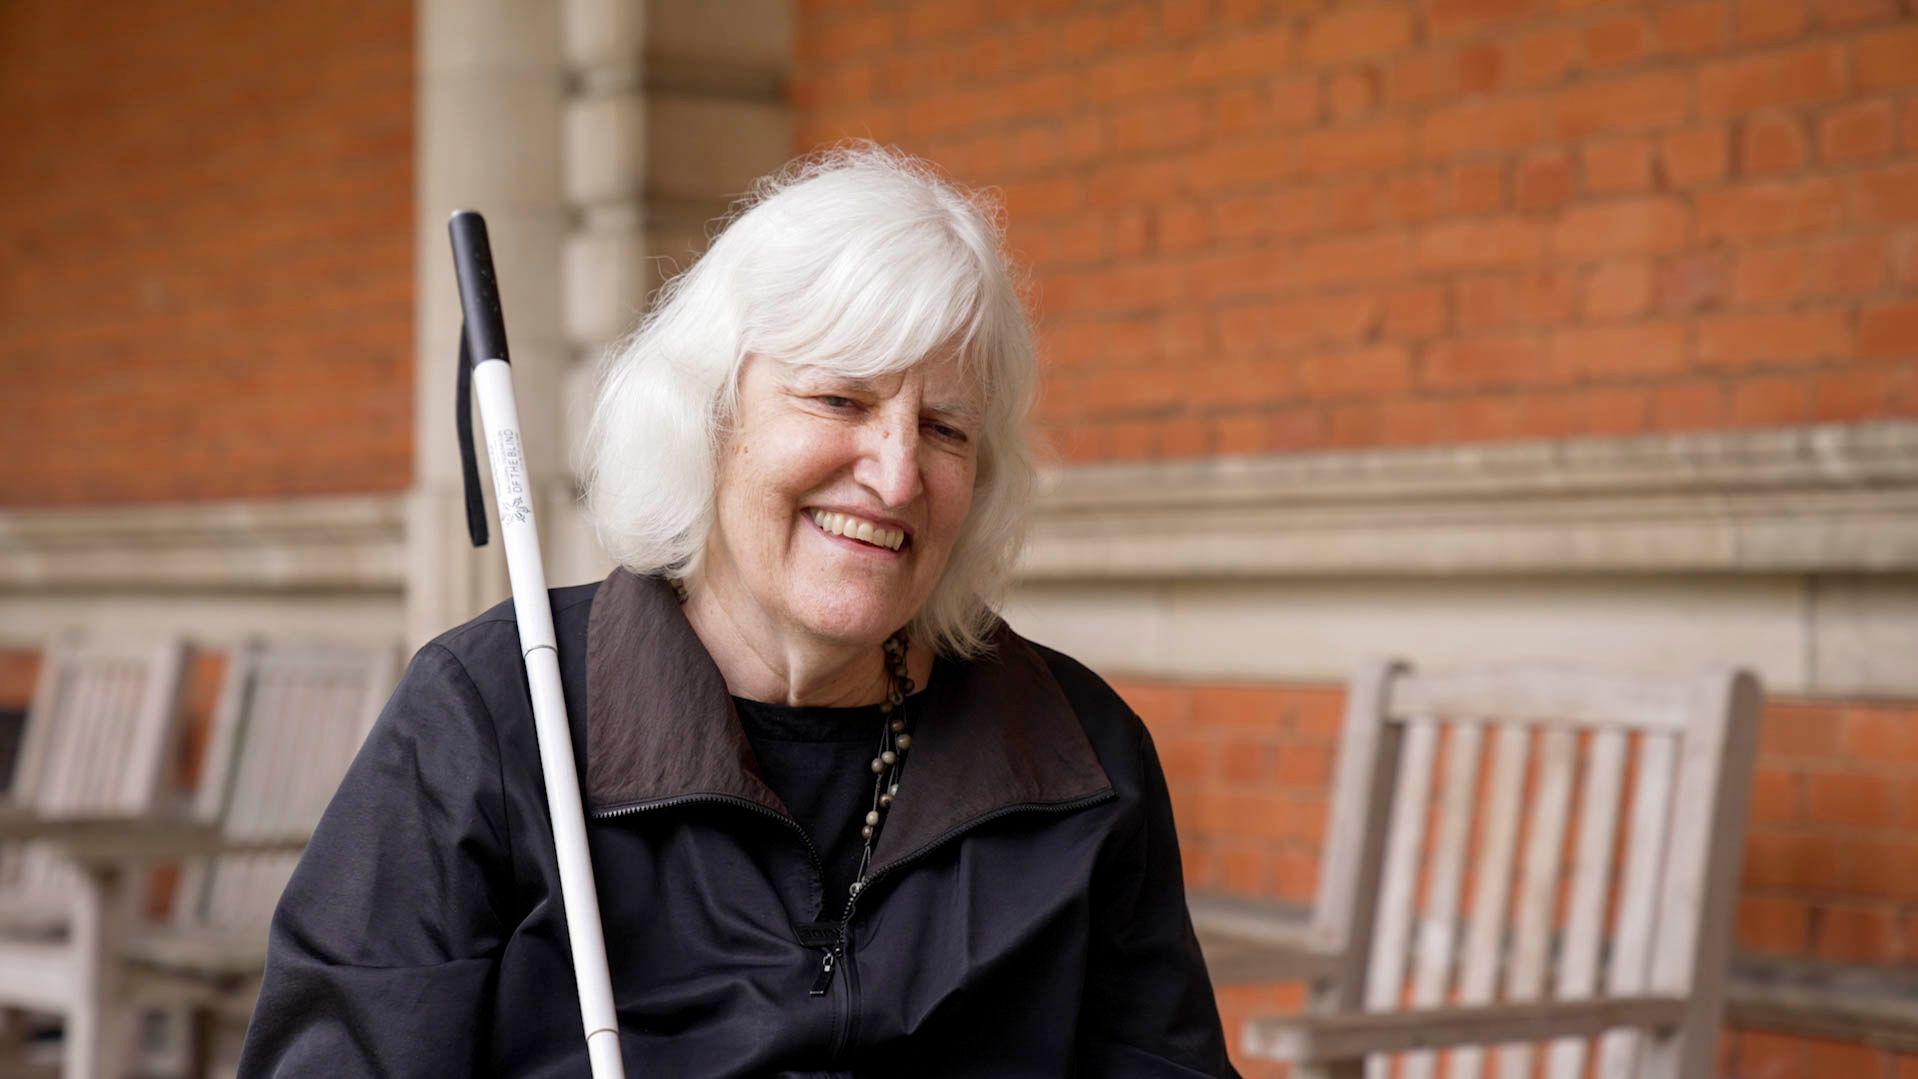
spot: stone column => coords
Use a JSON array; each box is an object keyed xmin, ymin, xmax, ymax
[
  {"xmin": 553, "ymin": 0, "xmax": 794, "ymax": 585},
  {"xmin": 411, "ymin": 0, "xmax": 791, "ymax": 647},
  {"xmin": 410, "ymin": 1, "xmax": 568, "ymax": 646}
]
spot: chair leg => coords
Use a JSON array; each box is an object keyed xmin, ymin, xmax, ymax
[{"xmin": 68, "ymin": 863, "xmax": 133, "ymax": 1079}]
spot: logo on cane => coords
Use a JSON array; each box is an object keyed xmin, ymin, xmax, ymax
[{"xmin": 490, "ymin": 429, "xmax": 533, "ymax": 526}]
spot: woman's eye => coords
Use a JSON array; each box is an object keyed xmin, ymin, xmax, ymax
[
  {"xmin": 816, "ymin": 395, "xmax": 858, "ymax": 410},
  {"xmin": 927, "ymin": 422, "xmax": 969, "ymax": 443}
]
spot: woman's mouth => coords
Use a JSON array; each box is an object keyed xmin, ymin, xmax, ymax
[{"xmin": 807, "ymin": 509, "xmax": 909, "ymax": 553}]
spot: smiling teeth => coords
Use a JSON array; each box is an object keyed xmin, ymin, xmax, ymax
[{"xmin": 809, "ymin": 510, "xmax": 906, "ymax": 551}]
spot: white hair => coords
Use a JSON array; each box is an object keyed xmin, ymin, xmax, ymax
[{"xmin": 581, "ymin": 145, "xmax": 1038, "ymax": 659}]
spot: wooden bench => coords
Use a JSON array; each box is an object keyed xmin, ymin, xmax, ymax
[{"xmin": 1201, "ymin": 658, "xmax": 1762, "ymax": 1079}]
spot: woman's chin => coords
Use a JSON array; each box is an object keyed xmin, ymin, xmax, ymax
[{"xmin": 791, "ymin": 594, "xmax": 910, "ymax": 648}]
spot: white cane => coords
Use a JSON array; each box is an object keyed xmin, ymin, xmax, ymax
[{"xmin": 449, "ymin": 210, "xmax": 626, "ymax": 1079}]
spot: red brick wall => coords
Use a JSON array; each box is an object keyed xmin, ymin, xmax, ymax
[
  {"xmin": 1115, "ymin": 675, "xmax": 1918, "ymax": 1077},
  {"xmin": 795, "ymin": 1, "xmax": 1918, "ymax": 464},
  {"xmin": 0, "ymin": 2, "xmax": 414, "ymax": 507}
]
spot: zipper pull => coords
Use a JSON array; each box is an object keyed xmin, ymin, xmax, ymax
[{"xmin": 809, "ymin": 948, "xmax": 837, "ymax": 996}]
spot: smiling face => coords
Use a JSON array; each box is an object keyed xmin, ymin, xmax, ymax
[{"xmin": 698, "ymin": 352, "xmax": 983, "ymax": 650}]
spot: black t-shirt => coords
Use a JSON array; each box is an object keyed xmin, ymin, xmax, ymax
[{"xmin": 731, "ymin": 695, "xmax": 888, "ymax": 919}]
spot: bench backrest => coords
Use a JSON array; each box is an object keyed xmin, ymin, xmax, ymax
[
  {"xmin": 1, "ymin": 637, "xmax": 188, "ymax": 907},
  {"xmin": 172, "ymin": 642, "xmax": 395, "ymax": 935},
  {"xmin": 1315, "ymin": 659, "xmax": 1761, "ymax": 1079}
]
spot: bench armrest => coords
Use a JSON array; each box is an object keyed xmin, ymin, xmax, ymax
[
  {"xmin": 1243, "ymin": 995, "xmax": 1689, "ymax": 1063},
  {"xmin": 0, "ymin": 809, "xmax": 305, "ymax": 865},
  {"xmin": 1188, "ymin": 894, "xmax": 1345, "ymax": 984}
]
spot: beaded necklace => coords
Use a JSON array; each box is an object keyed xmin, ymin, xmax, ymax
[{"xmin": 674, "ymin": 578, "xmax": 913, "ymax": 902}]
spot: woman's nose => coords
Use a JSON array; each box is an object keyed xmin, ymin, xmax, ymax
[{"xmin": 854, "ymin": 416, "xmax": 923, "ymax": 508}]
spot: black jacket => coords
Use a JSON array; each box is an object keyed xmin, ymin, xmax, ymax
[{"xmin": 240, "ymin": 570, "xmax": 1238, "ymax": 1077}]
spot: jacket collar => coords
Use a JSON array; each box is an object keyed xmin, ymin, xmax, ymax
[{"xmin": 585, "ymin": 570, "xmax": 1113, "ymax": 868}]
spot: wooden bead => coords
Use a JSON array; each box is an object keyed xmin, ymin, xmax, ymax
[
  {"xmin": 891, "ymin": 719, "xmax": 905, "ymax": 733},
  {"xmin": 880, "ymin": 750, "xmax": 897, "ymax": 766},
  {"xmin": 865, "ymin": 810, "xmax": 880, "ymax": 826},
  {"xmin": 861, "ymin": 825, "xmax": 875, "ymax": 841},
  {"xmin": 895, "ymin": 734, "xmax": 911, "ymax": 750},
  {"xmin": 879, "ymin": 793, "xmax": 893, "ymax": 808},
  {"xmin": 871, "ymin": 758, "xmax": 886, "ymax": 774}
]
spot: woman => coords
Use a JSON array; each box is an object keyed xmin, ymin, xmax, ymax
[{"xmin": 240, "ymin": 147, "xmax": 1237, "ymax": 1077}]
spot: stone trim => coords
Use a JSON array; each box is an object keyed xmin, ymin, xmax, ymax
[
  {"xmin": 1022, "ymin": 422, "xmax": 1918, "ymax": 579},
  {"xmin": 0, "ymin": 495, "xmax": 406, "ymax": 592}
]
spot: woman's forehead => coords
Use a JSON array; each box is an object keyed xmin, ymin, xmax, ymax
[{"xmin": 780, "ymin": 355, "xmax": 984, "ymax": 405}]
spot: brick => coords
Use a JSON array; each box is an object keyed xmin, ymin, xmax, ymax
[
  {"xmin": 1731, "ymin": 373, "xmax": 1817, "ymax": 424},
  {"xmin": 1551, "ymin": 71, "xmax": 1692, "ymax": 138},
  {"xmin": 1818, "ymin": 99, "xmax": 1896, "ymax": 164},
  {"xmin": 1846, "ymin": 840, "xmax": 1918, "ymax": 900},
  {"xmin": 1840, "ymin": 703, "xmax": 1918, "ymax": 762},
  {"xmin": 1732, "ymin": 237, "xmax": 1889, "ymax": 304},
  {"xmin": 1215, "ymin": 293, "xmax": 1383, "ymax": 355},
  {"xmin": 1384, "ymin": 49, "xmax": 1457, "ymax": 106},
  {"xmin": 1427, "ymin": 0, "xmax": 1538, "ymax": 39},
  {"xmin": 1813, "ymin": 361, "xmax": 1912, "ymax": 421},
  {"xmin": 1510, "ymin": 24, "xmax": 1582, "ymax": 87},
  {"xmin": 1850, "ymin": 163, "xmax": 1918, "ymax": 225},
  {"xmin": 1658, "ymin": 252, "xmax": 1732, "ymax": 314},
  {"xmin": 1807, "ymin": 772, "xmax": 1895, "ymax": 827},
  {"xmin": 1761, "ymin": 702, "xmax": 1845, "ymax": 757},
  {"xmin": 1552, "ymin": 322, "xmax": 1687, "ymax": 379},
  {"xmin": 1813, "ymin": 0, "xmax": 1900, "ymax": 26},
  {"xmin": 1737, "ymin": 894, "xmax": 1810, "ymax": 953},
  {"xmin": 1581, "ymin": 259, "xmax": 1653, "ymax": 320},
  {"xmin": 1456, "ymin": 41, "xmax": 1504, "ymax": 93},
  {"xmin": 1805, "ymin": 1034, "xmax": 1891, "ymax": 1076},
  {"xmin": 1295, "ymin": 119, "xmax": 1414, "ymax": 176},
  {"xmin": 1856, "ymin": 23, "xmax": 1918, "ymax": 91},
  {"xmin": 1749, "ymin": 766, "xmax": 1801, "ymax": 824},
  {"xmin": 1582, "ymin": 138, "xmax": 1653, "ymax": 194},
  {"xmin": 1552, "ymin": 198, "xmax": 1690, "ymax": 258},
  {"xmin": 1583, "ymin": 13, "xmax": 1650, "ymax": 68},
  {"xmin": 1294, "ymin": 345, "xmax": 1414, "ymax": 399},
  {"xmin": 1420, "ymin": 97, "xmax": 1544, "ymax": 158},
  {"xmin": 1384, "ymin": 286, "xmax": 1448, "ymax": 339},
  {"xmin": 1657, "ymin": 1, "xmax": 1728, "ymax": 57},
  {"xmin": 1698, "ymin": 43, "xmax": 1848, "ymax": 116},
  {"xmin": 1324, "ymin": 66, "xmax": 1381, "ymax": 120},
  {"xmin": 1659, "ymin": 126, "xmax": 1731, "ymax": 188},
  {"xmin": 1742, "ymin": 831, "xmax": 1844, "ymax": 890},
  {"xmin": 1516, "ymin": 151, "xmax": 1574, "ymax": 213},
  {"xmin": 1420, "ymin": 333, "xmax": 1561, "ymax": 390},
  {"xmin": 1696, "ymin": 178, "xmax": 1844, "ymax": 241},
  {"xmin": 1815, "ymin": 904, "xmax": 1902, "ymax": 963},
  {"xmin": 1445, "ymin": 161, "xmax": 1503, "ymax": 215},
  {"xmin": 1453, "ymin": 271, "xmax": 1577, "ymax": 331},
  {"xmin": 1652, "ymin": 378, "xmax": 1732, "ymax": 428},
  {"xmin": 1187, "ymin": 25, "xmax": 1297, "ymax": 84},
  {"xmin": 1106, "ymin": 96, "xmax": 1210, "ymax": 155},
  {"xmin": 1417, "ymin": 218, "xmax": 1545, "ymax": 272},
  {"xmin": 1698, "ymin": 309, "xmax": 1851, "ymax": 367},
  {"xmin": 1860, "ymin": 300, "xmax": 1918, "ymax": 359},
  {"xmin": 1735, "ymin": 0, "xmax": 1808, "ymax": 43},
  {"xmin": 1301, "ymin": 5, "xmax": 1415, "ymax": 66},
  {"xmin": 1739, "ymin": 112, "xmax": 1809, "ymax": 175}
]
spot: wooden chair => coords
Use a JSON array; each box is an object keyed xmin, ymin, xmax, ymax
[
  {"xmin": 0, "ymin": 636, "xmax": 189, "ymax": 1071},
  {"xmin": 0, "ymin": 640, "xmax": 394, "ymax": 1078},
  {"xmin": 116, "ymin": 640, "xmax": 396, "ymax": 1075},
  {"xmin": 1211, "ymin": 658, "xmax": 1761, "ymax": 1079}
]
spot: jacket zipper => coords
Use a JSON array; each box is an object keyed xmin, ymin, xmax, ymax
[
  {"xmin": 596, "ymin": 787, "xmax": 1118, "ymax": 1064},
  {"xmin": 816, "ymin": 788, "xmax": 1119, "ymax": 1059},
  {"xmin": 594, "ymin": 793, "xmax": 844, "ymax": 997}
]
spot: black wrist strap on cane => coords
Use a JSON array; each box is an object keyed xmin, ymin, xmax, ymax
[{"xmin": 457, "ymin": 324, "xmax": 489, "ymax": 548}]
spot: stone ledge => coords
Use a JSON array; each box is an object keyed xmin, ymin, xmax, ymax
[
  {"xmin": 0, "ymin": 495, "xmax": 407, "ymax": 593},
  {"xmin": 1022, "ymin": 422, "xmax": 1918, "ymax": 579}
]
